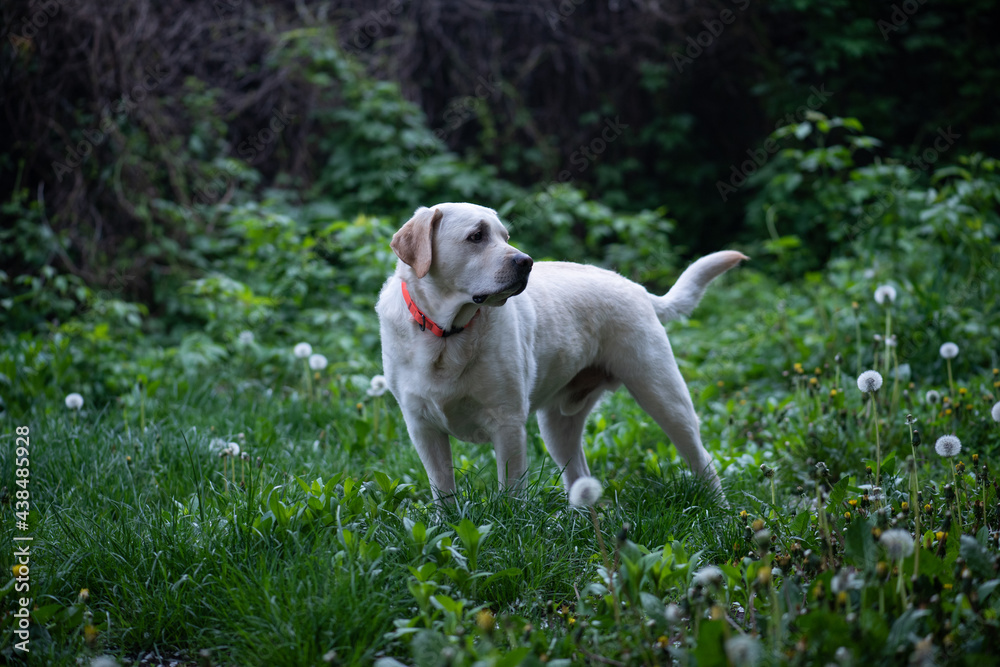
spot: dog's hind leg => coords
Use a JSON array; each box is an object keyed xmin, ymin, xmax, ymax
[{"xmin": 621, "ymin": 342, "xmax": 726, "ymax": 502}]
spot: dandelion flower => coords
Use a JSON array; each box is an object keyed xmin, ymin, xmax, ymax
[
  {"xmin": 693, "ymin": 565, "xmax": 724, "ymax": 587},
  {"xmin": 568, "ymin": 476, "xmax": 603, "ymax": 507},
  {"xmin": 990, "ymin": 400, "xmax": 1000, "ymax": 422},
  {"xmin": 475, "ymin": 609, "xmax": 495, "ymax": 631},
  {"xmin": 238, "ymin": 331, "xmax": 254, "ymax": 344},
  {"xmin": 939, "ymin": 342, "xmax": 959, "ymax": 359},
  {"xmin": 725, "ymin": 634, "xmax": 761, "ymax": 667},
  {"xmin": 65, "ymin": 392, "xmax": 84, "ymax": 410},
  {"xmin": 367, "ymin": 374, "xmax": 388, "ymax": 397},
  {"xmin": 874, "ymin": 285, "xmax": 897, "ymax": 305},
  {"xmin": 308, "ymin": 353, "xmax": 328, "ymax": 371},
  {"xmin": 294, "ymin": 342, "xmax": 313, "ymax": 358},
  {"xmin": 856, "ymin": 370, "xmax": 883, "ymax": 393},
  {"xmin": 880, "ymin": 529, "xmax": 914, "ymax": 560},
  {"xmin": 934, "ymin": 435, "xmax": 961, "ymax": 458},
  {"xmin": 925, "ymin": 390, "xmax": 940, "ymax": 405}
]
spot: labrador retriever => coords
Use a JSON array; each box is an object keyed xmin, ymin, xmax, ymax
[{"xmin": 375, "ymin": 202, "xmax": 747, "ymax": 503}]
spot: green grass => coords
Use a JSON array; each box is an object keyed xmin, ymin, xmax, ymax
[
  {"xmin": 3, "ymin": 263, "xmax": 1000, "ymax": 666},
  {"xmin": 1, "ymin": 377, "xmax": 741, "ymax": 665}
]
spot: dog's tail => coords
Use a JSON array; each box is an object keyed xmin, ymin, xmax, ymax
[{"xmin": 651, "ymin": 251, "xmax": 749, "ymax": 324}]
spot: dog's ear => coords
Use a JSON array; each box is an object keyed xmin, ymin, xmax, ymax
[{"xmin": 391, "ymin": 207, "xmax": 443, "ymax": 278}]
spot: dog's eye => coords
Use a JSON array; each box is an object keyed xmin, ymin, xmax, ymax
[{"xmin": 467, "ymin": 231, "xmax": 484, "ymax": 243}]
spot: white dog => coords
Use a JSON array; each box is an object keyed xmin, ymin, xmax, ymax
[{"xmin": 376, "ymin": 202, "xmax": 746, "ymax": 503}]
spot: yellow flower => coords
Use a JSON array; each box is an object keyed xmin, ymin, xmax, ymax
[
  {"xmin": 830, "ymin": 389, "xmax": 838, "ymax": 397},
  {"xmin": 476, "ymin": 609, "xmax": 495, "ymax": 631},
  {"xmin": 717, "ymin": 380, "xmax": 725, "ymax": 387},
  {"xmin": 752, "ymin": 518, "xmax": 765, "ymax": 532},
  {"xmin": 710, "ymin": 604, "xmax": 725, "ymax": 620},
  {"xmin": 809, "ymin": 377, "xmax": 818, "ymax": 386},
  {"xmin": 935, "ymin": 531, "xmax": 945, "ymax": 541},
  {"xmin": 901, "ymin": 502, "xmax": 909, "ymax": 512},
  {"xmin": 837, "ymin": 591, "xmax": 848, "ymax": 606},
  {"xmin": 12, "ymin": 564, "xmax": 27, "ymax": 576},
  {"xmin": 79, "ymin": 588, "xmax": 90, "ymax": 602},
  {"xmin": 84, "ymin": 624, "xmax": 99, "ymax": 645},
  {"xmin": 959, "ymin": 387, "xmax": 967, "ymax": 395}
]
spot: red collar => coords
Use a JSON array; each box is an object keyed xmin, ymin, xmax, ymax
[{"xmin": 401, "ymin": 281, "xmax": 479, "ymax": 338}]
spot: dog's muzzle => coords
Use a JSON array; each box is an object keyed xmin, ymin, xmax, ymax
[{"xmin": 473, "ymin": 252, "xmax": 533, "ymax": 304}]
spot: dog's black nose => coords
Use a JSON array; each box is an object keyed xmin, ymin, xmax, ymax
[{"xmin": 512, "ymin": 253, "xmax": 533, "ymax": 270}]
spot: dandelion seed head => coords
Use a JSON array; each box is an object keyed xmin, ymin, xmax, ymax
[
  {"xmin": 294, "ymin": 342, "xmax": 313, "ymax": 358},
  {"xmin": 939, "ymin": 342, "xmax": 959, "ymax": 359},
  {"xmin": 925, "ymin": 390, "xmax": 941, "ymax": 405},
  {"xmin": 308, "ymin": 353, "xmax": 328, "ymax": 371},
  {"xmin": 367, "ymin": 374, "xmax": 388, "ymax": 397},
  {"xmin": 693, "ymin": 565, "xmax": 724, "ymax": 587},
  {"xmin": 238, "ymin": 331, "xmax": 254, "ymax": 344},
  {"xmin": 228, "ymin": 442, "xmax": 241, "ymax": 457},
  {"xmin": 874, "ymin": 284, "xmax": 897, "ymax": 305},
  {"xmin": 568, "ymin": 476, "xmax": 603, "ymax": 507},
  {"xmin": 880, "ymin": 529, "xmax": 914, "ymax": 560},
  {"xmin": 724, "ymin": 634, "xmax": 761, "ymax": 666},
  {"xmin": 665, "ymin": 602, "xmax": 682, "ymax": 624},
  {"xmin": 934, "ymin": 434, "xmax": 961, "ymax": 458},
  {"xmin": 991, "ymin": 401, "xmax": 1000, "ymax": 423},
  {"xmin": 856, "ymin": 370, "xmax": 883, "ymax": 393},
  {"xmin": 65, "ymin": 392, "xmax": 84, "ymax": 410}
]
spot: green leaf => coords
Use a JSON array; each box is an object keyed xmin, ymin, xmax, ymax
[
  {"xmin": 496, "ymin": 647, "xmax": 532, "ymax": 667},
  {"xmin": 790, "ymin": 510, "xmax": 811, "ymax": 537},
  {"xmin": 31, "ymin": 603, "xmax": 63, "ymax": 624},
  {"xmin": 978, "ymin": 579, "xmax": 999, "ymax": 602},
  {"xmin": 691, "ymin": 619, "xmax": 727, "ymax": 665},
  {"xmin": 844, "ymin": 517, "xmax": 877, "ymax": 570},
  {"xmin": 824, "ymin": 476, "xmax": 849, "ymax": 516}
]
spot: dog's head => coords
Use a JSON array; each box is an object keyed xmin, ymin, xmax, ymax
[{"xmin": 390, "ymin": 203, "xmax": 533, "ymax": 306}]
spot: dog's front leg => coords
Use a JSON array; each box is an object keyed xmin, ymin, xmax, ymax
[
  {"xmin": 408, "ymin": 421, "xmax": 456, "ymax": 503},
  {"xmin": 492, "ymin": 424, "xmax": 528, "ymax": 492}
]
